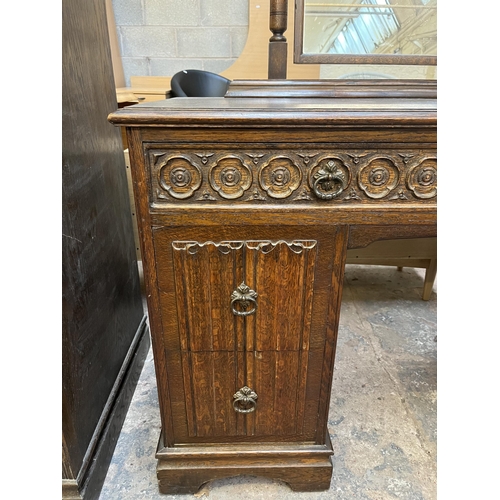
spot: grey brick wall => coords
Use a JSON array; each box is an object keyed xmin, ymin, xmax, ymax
[{"xmin": 111, "ymin": 0, "xmax": 249, "ymax": 86}]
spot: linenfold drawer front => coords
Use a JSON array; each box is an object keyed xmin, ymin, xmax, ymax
[{"xmin": 151, "ymin": 224, "xmax": 346, "ymax": 444}]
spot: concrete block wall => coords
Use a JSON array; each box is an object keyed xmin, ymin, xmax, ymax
[{"xmin": 111, "ymin": 0, "xmax": 249, "ymax": 86}]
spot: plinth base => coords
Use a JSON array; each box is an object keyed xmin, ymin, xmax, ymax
[{"xmin": 156, "ymin": 433, "xmax": 334, "ymax": 494}]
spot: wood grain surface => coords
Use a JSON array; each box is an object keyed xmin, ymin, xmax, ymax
[{"xmin": 109, "ymin": 85, "xmax": 436, "ymax": 492}]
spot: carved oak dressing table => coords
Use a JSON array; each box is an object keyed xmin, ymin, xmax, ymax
[{"xmin": 108, "ymin": 93, "xmax": 437, "ymax": 493}]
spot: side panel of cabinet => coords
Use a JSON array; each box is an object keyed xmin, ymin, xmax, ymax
[{"xmin": 153, "ymin": 225, "xmax": 347, "ymax": 444}]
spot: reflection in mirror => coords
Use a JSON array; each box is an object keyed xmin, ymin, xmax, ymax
[{"xmin": 295, "ymin": 0, "xmax": 437, "ymax": 65}]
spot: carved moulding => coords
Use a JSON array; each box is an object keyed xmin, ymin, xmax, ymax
[
  {"xmin": 343, "ymin": 188, "xmax": 361, "ymax": 201},
  {"xmin": 151, "ymin": 149, "xmax": 436, "ymax": 204},
  {"xmin": 358, "ymin": 157, "xmax": 400, "ymax": 199},
  {"xmin": 197, "ymin": 190, "xmax": 217, "ymax": 201},
  {"xmin": 209, "ymin": 155, "xmax": 252, "ymax": 199},
  {"xmin": 156, "ymin": 154, "xmax": 202, "ymax": 200},
  {"xmin": 407, "ymin": 158, "xmax": 437, "ymax": 199},
  {"xmin": 172, "ymin": 239, "xmax": 317, "ymax": 256},
  {"xmin": 246, "ymin": 188, "xmax": 267, "ymax": 201},
  {"xmin": 245, "ymin": 239, "xmax": 317, "ymax": 254},
  {"xmin": 293, "ymin": 188, "xmax": 313, "ymax": 201},
  {"xmin": 258, "ymin": 156, "xmax": 302, "ymax": 199},
  {"xmin": 172, "ymin": 240, "xmax": 244, "ymax": 255},
  {"xmin": 308, "ymin": 155, "xmax": 350, "ymax": 200},
  {"xmin": 195, "ymin": 152, "xmax": 214, "ymax": 165}
]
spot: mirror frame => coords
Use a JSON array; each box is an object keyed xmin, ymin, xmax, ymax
[{"xmin": 293, "ymin": 0, "xmax": 437, "ymax": 66}]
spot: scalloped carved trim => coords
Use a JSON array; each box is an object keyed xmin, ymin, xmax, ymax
[{"xmin": 172, "ymin": 239, "xmax": 318, "ymax": 256}]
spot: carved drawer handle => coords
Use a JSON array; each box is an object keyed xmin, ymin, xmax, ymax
[
  {"xmin": 230, "ymin": 282, "xmax": 258, "ymax": 316},
  {"xmin": 312, "ymin": 160, "xmax": 348, "ymax": 200},
  {"xmin": 233, "ymin": 386, "xmax": 258, "ymax": 413}
]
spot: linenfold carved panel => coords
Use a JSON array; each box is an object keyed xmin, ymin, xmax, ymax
[
  {"xmin": 149, "ymin": 148, "xmax": 437, "ymax": 205},
  {"xmin": 171, "ymin": 239, "xmax": 318, "ymax": 438}
]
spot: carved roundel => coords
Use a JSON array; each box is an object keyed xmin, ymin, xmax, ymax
[
  {"xmin": 209, "ymin": 155, "xmax": 252, "ymax": 199},
  {"xmin": 408, "ymin": 158, "xmax": 437, "ymax": 199},
  {"xmin": 308, "ymin": 156, "xmax": 350, "ymax": 200},
  {"xmin": 259, "ymin": 156, "xmax": 302, "ymax": 199},
  {"xmin": 158, "ymin": 155, "xmax": 202, "ymax": 199},
  {"xmin": 358, "ymin": 158, "xmax": 400, "ymax": 199}
]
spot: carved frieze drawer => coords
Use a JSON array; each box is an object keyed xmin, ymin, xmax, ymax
[{"xmin": 147, "ymin": 147, "xmax": 437, "ymax": 206}]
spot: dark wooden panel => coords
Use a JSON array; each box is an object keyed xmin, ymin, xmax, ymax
[
  {"xmin": 169, "ymin": 239, "xmax": 318, "ymax": 352},
  {"xmin": 250, "ymin": 240, "xmax": 317, "ymax": 351},
  {"xmin": 178, "ymin": 350, "xmax": 310, "ymax": 440},
  {"xmin": 140, "ymin": 126, "xmax": 437, "ymax": 146},
  {"xmin": 165, "ymin": 348, "xmax": 326, "ymax": 445},
  {"xmin": 315, "ymin": 225, "xmax": 349, "ymax": 443},
  {"xmin": 171, "ymin": 241, "xmax": 244, "ymax": 351},
  {"xmin": 251, "ymin": 351, "xmax": 305, "ymax": 436},
  {"xmin": 62, "ymin": 0, "xmax": 146, "ymax": 497},
  {"xmin": 154, "ymin": 226, "xmax": 340, "ymax": 352},
  {"xmin": 182, "ymin": 351, "xmax": 240, "ymax": 438}
]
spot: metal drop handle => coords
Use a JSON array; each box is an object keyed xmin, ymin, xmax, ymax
[
  {"xmin": 233, "ymin": 386, "xmax": 258, "ymax": 413},
  {"xmin": 230, "ymin": 282, "xmax": 258, "ymax": 316},
  {"xmin": 312, "ymin": 160, "xmax": 348, "ymax": 200}
]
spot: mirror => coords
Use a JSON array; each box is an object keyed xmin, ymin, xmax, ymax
[{"xmin": 294, "ymin": 0, "xmax": 437, "ymax": 65}]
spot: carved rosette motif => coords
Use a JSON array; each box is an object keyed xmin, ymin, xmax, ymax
[
  {"xmin": 308, "ymin": 157, "xmax": 350, "ymax": 200},
  {"xmin": 358, "ymin": 158, "xmax": 400, "ymax": 199},
  {"xmin": 150, "ymin": 149, "xmax": 436, "ymax": 204},
  {"xmin": 407, "ymin": 158, "xmax": 437, "ymax": 199},
  {"xmin": 259, "ymin": 156, "xmax": 302, "ymax": 199},
  {"xmin": 209, "ymin": 155, "xmax": 252, "ymax": 199},
  {"xmin": 157, "ymin": 155, "xmax": 202, "ymax": 199}
]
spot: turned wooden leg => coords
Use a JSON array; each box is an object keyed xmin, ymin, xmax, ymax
[{"xmin": 268, "ymin": 0, "xmax": 288, "ymax": 79}]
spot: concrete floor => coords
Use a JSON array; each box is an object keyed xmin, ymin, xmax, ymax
[{"xmin": 99, "ymin": 264, "xmax": 437, "ymax": 500}]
